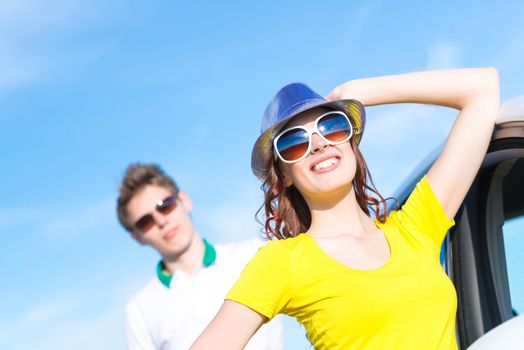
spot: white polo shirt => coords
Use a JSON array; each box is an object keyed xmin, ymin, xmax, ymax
[{"xmin": 124, "ymin": 239, "xmax": 284, "ymax": 350}]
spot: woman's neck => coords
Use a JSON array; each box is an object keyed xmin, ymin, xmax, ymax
[{"xmin": 306, "ymin": 186, "xmax": 375, "ymax": 239}]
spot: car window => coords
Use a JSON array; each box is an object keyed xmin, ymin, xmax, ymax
[
  {"xmin": 440, "ymin": 234, "xmax": 450, "ymax": 272},
  {"xmin": 500, "ymin": 157, "xmax": 524, "ymax": 315},
  {"xmin": 503, "ymin": 215, "xmax": 524, "ymax": 314}
]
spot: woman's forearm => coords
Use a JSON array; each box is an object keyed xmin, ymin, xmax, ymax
[{"xmin": 327, "ymin": 68, "xmax": 499, "ymax": 110}]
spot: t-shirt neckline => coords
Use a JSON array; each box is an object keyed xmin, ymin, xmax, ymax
[{"xmin": 300, "ymin": 222, "xmax": 395, "ymax": 274}]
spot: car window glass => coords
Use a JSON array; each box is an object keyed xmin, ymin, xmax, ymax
[{"xmin": 503, "ymin": 215, "xmax": 524, "ymax": 314}]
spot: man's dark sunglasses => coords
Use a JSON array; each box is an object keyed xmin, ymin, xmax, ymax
[{"xmin": 134, "ymin": 195, "xmax": 178, "ymax": 233}]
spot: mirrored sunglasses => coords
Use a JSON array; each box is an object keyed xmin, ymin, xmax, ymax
[{"xmin": 273, "ymin": 111, "xmax": 355, "ymax": 163}]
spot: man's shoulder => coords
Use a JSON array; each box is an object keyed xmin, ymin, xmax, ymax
[
  {"xmin": 214, "ymin": 238, "xmax": 267, "ymax": 262},
  {"xmin": 206, "ymin": 238, "xmax": 270, "ymax": 276},
  {"xmin": 216, "ymin": 237, "xmax": 265, "ymax": 251}
]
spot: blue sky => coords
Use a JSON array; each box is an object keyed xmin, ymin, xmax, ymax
[{"xmin": 1, "ymin": 0, "xmax": 524, "ymax": 349}]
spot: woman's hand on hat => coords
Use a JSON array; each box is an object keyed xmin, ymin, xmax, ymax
[
  {"xmin": 325, "ymin": 84, "xmax": 347, "ymax": 101},
  {"xmin": 325, "ymin": 79, "xmax": 367, "ymax": 103},
  {"xmin": 326, "ymin": 76, "xmax": 398, "ymax": 106}
]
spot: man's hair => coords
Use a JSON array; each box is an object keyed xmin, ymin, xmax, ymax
[{"xmin": 117, "ymin": 163, "xmax": 180, "ymax": 232}]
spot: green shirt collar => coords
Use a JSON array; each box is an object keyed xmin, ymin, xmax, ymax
[{"xmin": 156, "ymin": 239, "xmax": 216, "ymax": 288}]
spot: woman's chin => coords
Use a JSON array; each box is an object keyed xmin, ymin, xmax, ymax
[{"xmin": 304, "ymin": 180, "xmax": 354, "ymax": 200}]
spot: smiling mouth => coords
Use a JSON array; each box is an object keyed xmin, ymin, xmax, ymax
[{"xmin": 311, "ymin": 156, "xmax": 340, "ymax": 172}]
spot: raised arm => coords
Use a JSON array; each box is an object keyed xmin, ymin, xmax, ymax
[
  {"xmin": 327, "ymin": 68, "xmax": 500, "ymax": 218},
  {"xmin": 190, "ymin": 300, "xmax": 266, "ymax": 350}
]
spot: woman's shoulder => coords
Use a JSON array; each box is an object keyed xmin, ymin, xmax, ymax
[
  {"xmin": 257, "ymin": 234, "xmax": 310, "ymax": 258},
  {"xmin": 263, "ymin": 233, "xmax": 308, "ymax": 249},
  {"xmin": 377, "ymin": 176, "xmax": 443, "ymax": 223}
]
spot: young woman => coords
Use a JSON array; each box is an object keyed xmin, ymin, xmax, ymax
[{"xmin": 190, "ymin": 68, "xmax": 500, "ymax": 349}]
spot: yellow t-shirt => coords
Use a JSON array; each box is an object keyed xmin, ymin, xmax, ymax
[{"xmin": 226, "ymin": 176, "xmax": 458, "ymax": 349}]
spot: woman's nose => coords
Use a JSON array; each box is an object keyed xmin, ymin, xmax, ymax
[{"xmin": 310, "ymin": 133, "xmax": 328, "ymax": 154}]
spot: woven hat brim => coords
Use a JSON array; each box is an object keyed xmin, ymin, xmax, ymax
[{"xmin": 251, "ymin": 99, "xmax": 365, "ymax": 180}]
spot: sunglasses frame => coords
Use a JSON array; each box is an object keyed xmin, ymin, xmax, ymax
[
  {"xmin": 133, "ymin": 194, "xmax": 178, "ymax": 234},
  {"xmin": 273, "ymin": 111, "xmax": 357, "ymax": 164}
]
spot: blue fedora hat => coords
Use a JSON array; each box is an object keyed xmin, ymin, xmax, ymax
[{"xmin": 251, "ymin": 82, "xmax": 366, "ymax": 180}]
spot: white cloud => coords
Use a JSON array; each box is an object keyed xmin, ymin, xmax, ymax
[
  {"xmin": 334, "ymin": 1, "xmax": 381, "ymax": 56},
  {"xmin": 0, "ymin": 0, "xmax": 98, "ymax": 33},
  {"xmin": 425, "ymin": 40, "xmax": 462, "ymax": 70},
  {"xmin": 490, "ymin": 26, "xmax": 524, "ymax": 72},
  {"xmin": 198, "ymin": 182, "xmax": 265, "ymax": 243},
  {"xmin": 5, "ymin": 299, "xmax": 74, "ymax": 330},
  {"xmin": 0, "ymin": 0, "xmax": 107, "ymax": 91},
  {"xmin": 360, "ymin": 104, "xmax": 455, "ymax": 196},
  {"xmin": 0, "ymin": 294, "xmax": 125, "ymax": 350},
  {"xmin": 0, "ymin": 44, "xmax": 42, "ymax": 90},
  {"xmin": 0, "ymin": 274, "xmax": 143, "ymax": 350},
  {"xmin": 0, "ymin": 206, "xmax": 46, "ymax": 226},
  {"xmin": 40, "ymin": 197, "xmax": 116, "ymax": 239},
  {"xmin": 206, "ymin": 202, "xmax": 263, "ymax": 242},
  {"xmin": 0, "ymin": 299, "xmax": 76, "ymax": 347},
  {"xmin": 363, "ymin": 104, "xmax": 452, "ymax": 148},
  {"xmin": 0, "ymin": 197, "xmax": 117, "ymax": 240},
  {"xmin": 313, "ymin": 1, "xmax": 381, "ymax": 85}
]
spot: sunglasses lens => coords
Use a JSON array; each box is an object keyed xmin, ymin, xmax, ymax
[
  {"xmin": 134, "ymin": 214, "xmax": 155, "ymax": 233},
  {"xmin": 134, "ymin": 195, "xmax": 177, "ymax": 233},
  {"xmin": 318, "ymin": 113, "xmax": 352, "ymax": 143},
  {"xmin": 157, "ymin": 195, "xmax": 177, "ymax": 215},
  {"xmin": 276, "ymin": 128, "xmax": 310, "ymax": 162}
]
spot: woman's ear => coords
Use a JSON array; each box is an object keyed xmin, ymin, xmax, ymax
[
  {"xmin": 281, "ymin": 172, "xmax": 293, "ymax": 187},
  {"xmin": 276, "ymin": 160, "xmax": 293, "ymax": 187}
]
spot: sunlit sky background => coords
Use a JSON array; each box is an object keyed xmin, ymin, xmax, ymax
[{"xmin": 2, "ymin": 1, "xmax": 524, "ymax": 349}]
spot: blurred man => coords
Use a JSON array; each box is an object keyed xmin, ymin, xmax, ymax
[{"xmin": 116, "ymin": 163, "xmax": 283, "ymax": 350}]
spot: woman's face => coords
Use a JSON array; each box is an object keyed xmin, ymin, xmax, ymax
[{"xmin": 277, "ymin": 107, "xmax": 357, "ymax": 201}]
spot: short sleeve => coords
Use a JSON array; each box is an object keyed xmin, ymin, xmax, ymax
[
  {"xmin": 395, "ymin": 176, "xmax": 455, "ymax": 251},
  {"xmin": 225, "ymin": 240, "xmax": 293, "ymax": 320}
]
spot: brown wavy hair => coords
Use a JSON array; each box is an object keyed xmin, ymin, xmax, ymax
[{"xmin": 256, "ymin": 138, "xmax": 388, "ymax": 240}]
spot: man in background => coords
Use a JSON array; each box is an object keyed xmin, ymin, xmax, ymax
[{"xmin": 116, "ymin": 163, "xmax": 283, "ymax": 349}]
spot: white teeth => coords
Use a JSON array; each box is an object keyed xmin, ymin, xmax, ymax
[{"xmin": 313, "ymin": 158, "xmax": 338, "ymax": 171}]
